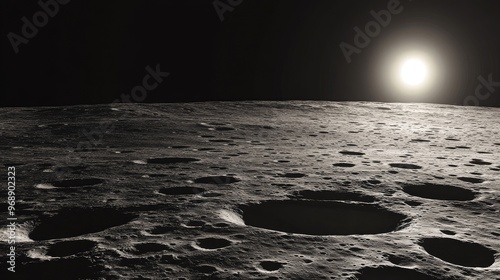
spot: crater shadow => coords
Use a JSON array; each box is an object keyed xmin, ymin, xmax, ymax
[
  {"xmin": 196, "ymin": 237, "xmax": 231, "ymax": 249},
  {"xmin": 419, "ymin": 238, "xmax": 496, "ymax": 267},
  {"xmin": 293, "ymin": 190, "xmax": 375, "ymax": 202},
  {"xmin": 239, "ymin": 200, "xmax": 408, "ymax": 235},
  {"xmin": 356, "ymin": 266, "xmax": 441, "ymax": 280},
  {"xmin": 47, "ymin": 240, "xmax": 97, "ymax": 257},
  {"xmin": 194, "ymin": 176, "xmax": 240, "ymax": 184},
  {"xmin": 402, "ymin": 183, "xmax": 475, "ymax": 201},
  {"xmin": 30, "ymin": 208, "xmax": 137, "ymax": 241}
]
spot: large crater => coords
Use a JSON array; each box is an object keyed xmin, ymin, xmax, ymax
[
  {"xmin": 238, "ymin": 200, "xmax": 408, "ymax": 235},
  {"xmin": 419, "ymin": 238, "xmax": 496, "ymax": 267}
]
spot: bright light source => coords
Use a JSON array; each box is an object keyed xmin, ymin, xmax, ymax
[
  {"xmin": 370, "ymin": 26, "xmax": 461, "ymax": 103},
  {"xmin": 400, "ymin": 58, "xmax": 427, "ymax": 86}
]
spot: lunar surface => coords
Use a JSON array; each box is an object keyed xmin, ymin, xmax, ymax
[{"xmin": 1, "ymin": 101, "xmax": 499, "ymax": 279}]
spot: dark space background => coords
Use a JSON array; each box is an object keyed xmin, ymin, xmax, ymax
[{"xmin": 1, "ymin": 0, "xmax": 500, "ymax": 107}]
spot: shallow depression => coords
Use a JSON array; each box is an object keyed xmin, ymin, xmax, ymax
[{"xmin": 238, "ymin": 200, "xmax": 408, "ymax": 235}]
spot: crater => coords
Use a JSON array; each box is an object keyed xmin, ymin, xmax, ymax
[
  {"xmin": 147, "ymin": 157, "xmax": 200, "ymax": 164},
  {"xmin": 47, "ymin": 240, "xmax": 97, "ymax": 257},
  {"xmin": 7, "ymin": 258, "xmax": 102, "ymax": 279},
  {"xmin": 339, "ymin": 151, "xmax": 365, "ymax": 156},
  {"xmin": 149, "ymin": 226, "xmax": 175, "ymax": 234},
  {"xmin": 159, "ymin": 186, "xmax": 205, "ymax": 195},
  {"xmin": 402, "ymin": 183, "xmax": 475, "ymax": 201},
  {"xmin": 259, "ymin": 261, "xmax": 283, "ymax": 271},
  {"xmin": 457, "ymin": 177, "xmax": 484, "ymax": 184},
  {"xmin": 356, "ymin": 266, "xmax": 440, "ymax": 280},
  {"xmin": 333, "ymin": 163, "xmax": 355, "ymax": 168},
  {"xmin": 292, "ymin": 190, "xmax": 375, "ymax": 202},
  {"xmin": 132, "ymin": 243, "xmax": 170, "ymax": 255},
  {"xmin": 30, "ymin": 208, "xmax": 136, "ymax": 240},
  {"xmin": 49, "ymin": 178, "xmax": 105, "ymax": 188},
  {"xmin": 195, "ymin": 237, "xmax": 231, "ymax": 250},
  {"xmin": 470, "ymin": 159, "xmax": 492, "ymax": 165},
  {"xmin": 281, "ymin": 172, "xmax": 306, "ymax": 178},
  {"xmin": 389, "ymin": 163, "xmax": 422, "ymax": 169},
  {"xmin": 419, "ymin": 238, "xmax": 496, "ymax": 267},
  {"xmin": 196, "ymin": 264, "xmax": 218, "ymax": 273},
  {"xmin": 238, "ymin": 200, "xmax": 408, "ymax": 235},
  {"xmin": 194, "ymin": 176, "xmax": 240, "ymax": 184}
]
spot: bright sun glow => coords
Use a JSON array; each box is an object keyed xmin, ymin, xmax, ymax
[{"xmin": 400, "ymin": 58, "xmax": 428, "ymax": 86}]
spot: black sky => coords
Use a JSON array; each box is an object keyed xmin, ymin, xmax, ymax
[{"xmin": 2, "ymin": 0, "xmax": 500, "ymax": 107}]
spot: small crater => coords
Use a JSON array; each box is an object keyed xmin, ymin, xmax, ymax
[
  {"xmin": 260, "ymin": 261, "xmax": 283, "ymax": 271},
  {"xmin": 50, "ymin": 178, "xmax": 105, "ymax": 188},
  {"xmin": 208, "ymin": 139, "xmax": 233, "ymax": 143},
  {"xmin": 404, "ymin": 200, "xmax": 422, "ymax": 207},
  {"xmin": 333, "ymin": 163, "xmax": 355, "ymax": 167},
  {"xmin": 470, "ymin": 159, "xmax": 492, "ymax": 165},
  {"xmin": 215, "ymin": 126, "xmax": 235, "ymax": 131},
  {"xmin": 47, "ymin": 240, "xmax": 97, "ymax": 257},
  {"xmin": 149, "ymin": 226, "xmax": 175, "ymax": 234},
  {"xmin": 30, "ymin": 208, "xmax": 136, "ymax": 240},
  {"xmin": 195, "ymin": 237, "xmax": 231, "ymax": 250},
  {"xmin": 356, "ymin": 266, "xmax": 440, "ymax": 280},
  {"xmin": 457, "ymin": 177, "xmax": 484, "ymax": 184},
  {"xmin": 410, "ymin": 139, "xmax": 430, "ymax": 143},
  {"xmin": 293, "ymin": 190, "xmax": 375, "ymax": 202},
  {"xmin": 159, "ymin": 187, "xmax": 205, "ymax": 195},
  {"xmin": 339, "ymin": 151, "xmax": 365, "ymax": 156},
  {"xmin": 389, "ymin": 163, "xmax": 422, "ymax": 169},
  {"xmin": 238, "ymin": 200, "xmax": 408, "ymax": 235},
  {"xmin": 419, "ymin": 238, "xmax": 496, "ymax": 267},
  {"xmin": 196, "ymin": 264, "xmax": 218, "ymax": 274},
  {"xmin": 132, "ymin": 243, "xmax": 170, "ymax": 255},
  {"xmin": 402, "ymin": 183, "xmax": 475, "ymax": 201},
  {"xmin": 147, "ymin": 157, "xmax": 200, "ymax": 164},
  {"xmin": 281, "ymin": 172, "xmax": 307, "ymax": 178},
  {"xmin": 440, "ymin": 230, "xmax": 456, "ymax": 235},
  {"xmin": 366, "ymin": 180, "xmax": 381, "ymax": 185},
  {"xmin": 387, "ymin": 255, "xmax": 413, "ymax": 266},
  {"xmin": 194, "ymin": 176, "xmax": 240, "ymax": 184}
]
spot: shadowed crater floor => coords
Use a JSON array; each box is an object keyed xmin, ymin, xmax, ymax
[
  {"xmin": 4, "ymin": 258, "xmax": 103, "ymax": 280},
  {"xmin": 292, "ymin": 190, "xmax": 375, "ymax": 202},
  {"xmin": 356, "ymin": 266, "xmax": 442, "ymax": 280},
  {"xmin": 194, "ymin": 176, "xmax": 240, "ymax": 184},
  {"xmin": 238, "ymin": 200, "xmax": 408, "ymax": 235},
  {"xmin": 196, "ymin": 237, "xmax": 232, "ymax": 249},
  {"xmin": 47, "ymin": 240, "xmax": 97, "ymax": 257},
  {"xmin": 419, "ymin": 238, "xmax": 496, "ymax": 267},
  {"xmin": 30, "ymin": 208, "xmax": 137, "ymax": 240},
  {"xmin": 402, "ymin": 183, "xmax": 475, "ymax": 201},
  {"xmin": 389, "ymin": 163, "xmax": 422, "ymax": 169}
]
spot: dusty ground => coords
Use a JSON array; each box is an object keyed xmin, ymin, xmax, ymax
[{"xmin": 1, "ymin": 101, "xmax": 499, "ymax": 279}]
